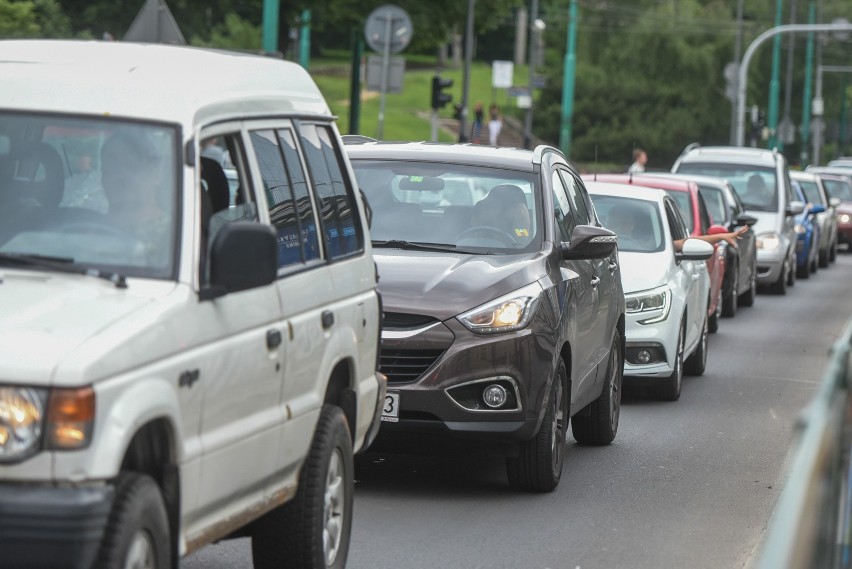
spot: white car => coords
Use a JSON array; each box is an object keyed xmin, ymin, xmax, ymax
[
  {"xmin": 0, "ymin": 40, "xmax": 385, "ymax": 569},
  {"xmin": 587, "ymin": 182, "xmax": 714, "ymax": 401}
]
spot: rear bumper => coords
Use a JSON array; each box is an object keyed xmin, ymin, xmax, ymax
[{"xmin": 0, "ymin": 483, "xmax": 113, "ymax": 569}]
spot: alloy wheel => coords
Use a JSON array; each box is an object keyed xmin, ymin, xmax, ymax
[
  {"xmin": 324, "ymin": 449, "xmax": 346, "ymax": 566},
  {"xmin": 123, "ymin": 530, "xmax": 156, "ymax": 569}
]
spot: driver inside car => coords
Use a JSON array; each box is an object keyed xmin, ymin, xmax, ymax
[{"xmin": 469, "ymin": 184, "xmax": 532, "ymax": 246}]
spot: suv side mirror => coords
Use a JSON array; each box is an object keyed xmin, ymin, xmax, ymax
[
  {"xmin": 201, "ymin": 222, "xmax": 278, "ymax": 300},
  {"xmin": 676, "ymin": 238, "xmax": 714, "ymax": 261},
  {"xmin": 560, "ymin": 225, "xmax": 617, "ymax": 260},
  {"xmin": 733, "ymin": 213, "xmax": 758, "ymax": 227},
  {"xmin": 830, "ymin": 197, "xmax": 841, "ymax": 208},
  {"xmin": 786, "ymin": 200, "xmax": 805, "ymax": 216}
]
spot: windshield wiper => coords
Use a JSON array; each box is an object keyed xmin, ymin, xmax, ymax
[
  {"xmin": 372, "ymin": 240, "xmax": 486, "ymax": 254},
  {"xmin": 0, "ymin": 252, "xmax": 128, "ymax": 288}
]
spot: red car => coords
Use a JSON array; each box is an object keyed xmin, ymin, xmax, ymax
[
  {"xmin": 816, "ymin": 173, "xmax": 852, "ymax": 250},
  {"xmin": 583, "ymin": 174, "xmax": 727, "ymax": 333}
]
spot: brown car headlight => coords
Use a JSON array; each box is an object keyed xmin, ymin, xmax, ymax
[{"xmin": 458, "ymin": 283, "xmax": 542, "ymax": 334}]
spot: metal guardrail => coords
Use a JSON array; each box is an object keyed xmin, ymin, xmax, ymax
[{"xmin": 758, "ymin": 320, "xmax": 852, "ymax": 569}]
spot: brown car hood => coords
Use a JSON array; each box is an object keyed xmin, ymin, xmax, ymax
[{"xmin": 375, "ymin": 249, "xmax": 548, "ymax": 321}]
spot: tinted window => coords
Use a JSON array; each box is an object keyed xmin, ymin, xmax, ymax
[
  {"xmin": 551, "ymin": 171, "xmax": 575, "ymax": 241},
  {"xmin": 590, "ymin": 194, "xmax": 665, "ymax": 253},
  {"xmin": 677, "ymin": 162, "xmax": 778, "ymax": 212},
  {"xmin": 665, "ymin": 200, "xmax": 688, "ymax": 241},
  {"xmin": 558, "ymin": 170, "xmax": 591, "ymax": 225},
  {"xmin": 277, "ymin": 129, "xmax": 320, "ymax": 261},
  {"xmin": 797, "ymin": 180, "xmax": 825, "ymax": 205},
  {"xmin": 663, "ymin": 190, "xmax": 693, "ymax": 233},
  {"xmin": 299, "ymin": 124, "xmax": 362, "ymax": 259},
  {"xmin": 823, "ymin": 178, "xmax": 852, "ymax": 202},
  {"xmin": 698, "ymin": 186, "xmax": 728, "ymax": 225}
]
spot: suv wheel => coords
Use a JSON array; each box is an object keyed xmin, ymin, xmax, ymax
[
  {"xmin": 819, "ymin": 245, "xmax": 829, "ymax": 268},
  {"xmin": 95, "ymin": 473, "xmax": 171, "ymax": 569},
  {"xmin": 739, "ymin": 264, "xmax": 757, "ymax": 306},
  {"xmin": 721, "ymin": 269, "xmax": 738, "ymax": 317},
  {"xmin": 252, "ymin": 405, "xmax": 354, "ymax": 569},
  {"xmin": 655, "ymin": 320, "xmax": 684, "ymax": 401},
  {"xmin": 708, "ymin": 290, "xmax": 721, "ymax": 333},
  {"xmin": 506, "ymin": 359, "xmax": 567, "ymax": 492},
  {"xmin": 684, "ymin": 314, "xmax": 708, "ymax": 376},
  {"xmin": 770, "ymin": 262, "xmax": 788, "ymax": 295},
  {"xmin": 572, "ymin": 334, "xmax": 623, "ymax": 445}
]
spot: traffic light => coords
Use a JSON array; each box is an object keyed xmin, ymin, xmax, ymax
[{"xmin": 431, "ymin": 74, "xmax": 453, "ymax": 110}]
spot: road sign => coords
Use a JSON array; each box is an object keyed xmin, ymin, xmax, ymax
[
  {"xmin": 366, "ymin": 56, "xmax": 405, "ymax": 93},
  {"xmin": 778, "ymin": 116, "xmax": 796, "ymax": 145},
  {"xmin": 506, "ymin": 87, "xmax": 529, "ymax": 97},
  {"xmin": 492, "ymin": 60, "xmax": 514, "ymax": 89},
  {"xmin": 364, "ymin": 4, "xmax": 413, "ymax": 55}
]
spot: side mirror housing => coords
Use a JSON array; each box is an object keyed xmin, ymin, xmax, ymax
[
  {"xmin": 201, "ymin": 222, "xmax": 278, "ymax": 300},
  {"xmin": 707, "ymin": 224, "xmax": 729, "ymax": 236},
  {"xmin": 829, "ymin": 197, "xmax": 841, "ymax": 208},
  {"xmin": 560, "ymin": 224, "xmax": 617, "ymax": 260},
  {"xmin": 786, "ymin": 200, "xmax": 805, "ymax": 216},
  {"xmin": 808, "ymin": 203, "xmax": 826, "ymax": 215},
  {"xmin": 676, "ymin": 238, "xmax": 714, "ymax": 261},
  {"xmin": 733, "ymin": 213, "xmax": 758, "ymax": 227}
]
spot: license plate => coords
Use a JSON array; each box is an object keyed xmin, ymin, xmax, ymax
[{"xmin": 381, "ymin": 392, "xmax": 400, "ymax": 423}]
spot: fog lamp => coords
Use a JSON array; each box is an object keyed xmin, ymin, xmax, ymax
[
  {"xmin": 637, "ymin": 350, "xmax": 652, "ymax": 364},
  {"xmin": 482, "ymin": 384, "xmax": 508, "ymax": 408}
]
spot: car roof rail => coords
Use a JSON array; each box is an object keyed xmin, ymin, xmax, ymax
[
  {"xmin": 532, "ymin": 144, "xmax": 565, "ymax": 165},
  {"xmin": 342, "ymin": 134, "xmax": 378, "ymax": 145},
  {"xmin": 681, "ymin": 142, "xmax": 701, "ymax": 155}
]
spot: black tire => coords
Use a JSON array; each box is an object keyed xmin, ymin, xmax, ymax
[
  {"xmin": 787, "ymin": 254, "xmax": 796, "ymax": 287},
  {"xmin": 506, "ymin": 360, "xmax": 567, "ymax": 492},
  {"xmin": 797, "ymin": 261, "xmax": 810, "ymax": 279},
  {"xmin": 572, "ymin": 334, "xmax": 623, "ymax": 446},
  {"xmin": 684, "ymin": 314, "xmax": 708, "ymax": 376},
  {"xmin": 252, "ymin": 405, "xmax": 354, "ymax": 569},
  {"xmin": 94, "ymin": 473, "xmax": 171, "ymax": 569},
  {"xmin": 740, "ymin": 262, "xmax": 757, "ymax": 306},
  {"xmin": 811, "ymin": 246, "xmax": 819, "ymax": 273},
  {"xmin": 819, "ymin": 245, "xmax": 829, "ymax": 268},
  {"xmin": 707, "ymin": 289, "xmax": 721, "ymax": 333},
  {"xmin": 655, "ymin": 320, "xmax": 684, "ymax": 401},
  {"xmin": 830, "ymin": 240, "xmax": 838, "ymax": 262},
  {"xmin": 721, "ymin": 267, "xmax": 738, "ymax": 318},
  {"xmin": 769, "ymin": 261, "xmax": 788, "ymax": 295}
]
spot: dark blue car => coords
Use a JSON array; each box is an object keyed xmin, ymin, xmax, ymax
[{"xmin": 792, "ymin": 182, "xmax": 825, "ymax": 279}]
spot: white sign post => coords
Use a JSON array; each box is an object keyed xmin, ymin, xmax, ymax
[{"xmin": 492, "ymin": 60, "xmax": 514, "ymax": 89}]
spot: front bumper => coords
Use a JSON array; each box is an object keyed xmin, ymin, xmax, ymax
[
  {"xmin": 376, "ymin": 316, "xmax": 556, "ymax": 445},
  {"xmin": 756, "ymin": 247, "xmax": 787, "ymax": 284},
  {"xmin": 622, "ymin": 310, "xmax": 677, "ymax": 379},
  {"xmin": 837, "ymin": 224, "xmax": 852, "ymax": 246},
  {"xmin": 0, "ymin": 483, "xmax": 113, "ymax": 569}
]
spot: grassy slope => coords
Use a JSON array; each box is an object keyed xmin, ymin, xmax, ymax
[{"xmin": 311, "ymin": 59, "xmax": 529, "ymax": 142}]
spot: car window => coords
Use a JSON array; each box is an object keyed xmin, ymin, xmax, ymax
[
  {"xmin": 299, "ymin": 124, "xmax": 363, "ymax": 260},
  {"xmin": 797, "ymin": 179, "xmax": 825, "ymax": 205},
  {"xmin": 557, "ymin": 169, "xmax": 591, "ymax": 225},
  {"xmin": 697, "ymin": 186, "xmax": 727, "ymax": 225},
  {"xmin": 351, "ymin": 159, "xmax": 540, "ymax": 253},
  {"xmin": 726, "ymin": 183, "xmax": 744, "ymax": 217},
  {"xmin": 822, "ymin": 178, "xmax": 852, "ymax": 202},
  {"xmin": 662, "ymin": 190, "xmax": 693, "ymax": 233},
  {"xmin": 2, "ymin": 112, "xmax": 180, "ymax": 279},
  {"xmin": 590, "ymin": 194, "xmax": 665, "ymax": 253},
  {"xmin": 664, "ymin": 199, "xmax": 688, "ymax": 242},
  {"xmin": 551, "ymin": 170, "xmax": 575, "ymax": 241},
  {"xmin": 676, "ymin": 162, "xmax": 778, "ymax": 212}
]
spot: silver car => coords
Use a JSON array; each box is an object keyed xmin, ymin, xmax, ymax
[{"xmin": 790, "ymin": 170, "xmax": 839, "ymax": 267}]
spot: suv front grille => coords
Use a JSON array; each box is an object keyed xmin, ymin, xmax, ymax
[
  {"xmin": 382, "ymin": 312, "xmax": 439, "ymax": 330},
  {"xmin": 380, "ymin": 348, "xmax": 445, "ymax": 384}
]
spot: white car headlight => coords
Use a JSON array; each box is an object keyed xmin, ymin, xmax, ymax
[
  {"xmin": 0, "ymin": 387, "xmax": 48, "ymax": 462},
  {"xmin": 839, "ymin": 214, "xmax": 851, "ymax": 224},
  {"xmin": 625, "ymin": 285, "xmax": 671, "ymax": 324},
  {"xmin": 458, "ymin": 283, "xmax": 541, "ymax": 334},
  {"xmin": 756, "ymin": 232, "xmax": 781, "ymax": 250}
]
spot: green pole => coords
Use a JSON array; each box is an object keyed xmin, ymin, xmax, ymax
[
  {"xmin": 262, "ymin": 0, "xmax": 279, "ymax": 53},
  {"xmin": 349, "ymin": 29, "xmax": 363, "ymax": 135},
  {"xmin": 800, "ymin": 1, "xmax": 815, "ymax": 167},
  {"xmin": 766, "ymin": 0, "xmax": 783, "ymax": 150},
  {"xmin": 840, "ymin": 76, "xmax": 849, "ymax": 157},
  {"xmin": 559, "ymin": 0, "xmax": 578, "ymax": 158},
  {"xmin": 299, "ymin": 9, "xmax": 311, "ymax": 69}
]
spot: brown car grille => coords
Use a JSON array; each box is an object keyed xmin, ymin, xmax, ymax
[{"xmin": 380, "ymin": 349, "xmax": 445, "ymax": 384}]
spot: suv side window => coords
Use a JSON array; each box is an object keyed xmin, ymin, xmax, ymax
[
  {"xmin": 551, "ymin": 170, "xmax": 575, "ymax": 241},
  {"xmin": 298, "ymin": 124, "xmax": 363, "ymax": 259},
  {"xmin": 558, "ymin": 169, "xmax": 591, "ymax": 225},
  {"xmin": 249, "ymin": 129, "xmax": 321, "ymax": 269}
]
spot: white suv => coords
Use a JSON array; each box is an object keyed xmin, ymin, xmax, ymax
[{"xmin": 0, "ymin": 41, "xmax": 385, "ymax": 569}]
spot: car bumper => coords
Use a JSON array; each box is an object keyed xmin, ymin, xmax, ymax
[
  {"xmin": 0, "ymin": 483, "xmax": 113, "ymax": 569},
  {"xmin": 837, "ymin": 224, "xmax": 852, "ymax": 246},
  {"xmin": 375, "ymin": 316, "xmax": 555, "ymax": 445},
  {"xmin": 756, "ymin": 248, "xmax": 787, "ymax": 284},
  {"xmin": 622, "ymin": 312, "xmax": 677, "ymax": 379},
  {"xmin": 360, "ymin": 371, "xmax": 388, "ymax": 452}
]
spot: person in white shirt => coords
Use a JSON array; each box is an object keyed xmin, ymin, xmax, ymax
[{"xmin": 628, "ymin": 148, "xmax": 647, "ymax": 173}]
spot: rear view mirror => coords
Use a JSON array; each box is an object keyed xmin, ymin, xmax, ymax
[
  {"xmin": 398, "ymin": 175, "xmax": 444, "ymax": 192},
  {"xmin": 676, "ymin": 238, "xmax": 714, "ymax": 261},
  {"xmin": 734, "ymin": 213, "xmax": 758, "ymax": 227},
  {"xmin": 560, "ymin": 225, "xmax": 617, "ymax": 260},
  {"xmin": 786, "ymin": 201, "xmax": 805, "ymax": 216}
]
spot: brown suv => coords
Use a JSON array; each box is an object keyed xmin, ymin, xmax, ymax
[{"xmin": 345, "ymin": 141, "xmax": 626, "ymax": 492}]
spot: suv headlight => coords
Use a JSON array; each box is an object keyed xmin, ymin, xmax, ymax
[
  {"xmin": 458, "ymin": 283, "xmax": 541, "ymax": 334},
  {"xmin": 625, "ymin": 285, "xmax": 671, "ymax": 324},
  {"xmin": 756, "ymin": 232, "xmax": 781, "ymax": 250},
  {"xmin": 0, "ymin": 387, "xmax": 48, "ymax": 462},
  {"xmin": 0, "ymin": 385, "xmax": 95, "ymax": 463},
  {"xmin": 839, "ymin": 213, "xmax": 851, "ymax": 224}
]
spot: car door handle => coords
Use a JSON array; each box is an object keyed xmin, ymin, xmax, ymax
[
  {"xmin": 322, "ymin": 310, "xmax": 335, "ymax": 329},
  {"xmin": 608, "ymin": 262, "xmax": 618, "ymax": 273},
  {"xmin": 590, "ymin": 277, "xmax": 600, "ymax": 288},
  {"xmin": 266, "ymin": 329, "xmax": 282, "ymax": 350}
]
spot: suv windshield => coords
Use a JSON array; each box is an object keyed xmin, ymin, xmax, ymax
[
  {"xmin": 823, "ymin": 178, "xmax": 852, "ymax": 202},
  {"xmin": 0, "ymin": 113, "xmax": 179, "ymax": 279},
  {"xmin": 678, "ymin": 162, "xmax": 778, "ymax": 212},
  {"xmin": 352, "ymin": 160, "xmax": 541, "ymax": 253}
]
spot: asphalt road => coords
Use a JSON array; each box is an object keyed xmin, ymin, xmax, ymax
[{"xmin": 182, "ymin": 254, "xmax": 852, "ymax": 569}]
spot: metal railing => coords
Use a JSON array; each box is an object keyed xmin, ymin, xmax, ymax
[{"xmin": 758, "ymin": 320, "xmax": 852, "ymax": 568}]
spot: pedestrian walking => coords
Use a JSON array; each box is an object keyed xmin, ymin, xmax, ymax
[
  {"xmin": 472, "ymin": 102, "xmax": 484, "ymax": 143},
  {"xmin": 628, "ymin": 148, "xmax": 647, "ymax": 173}
]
